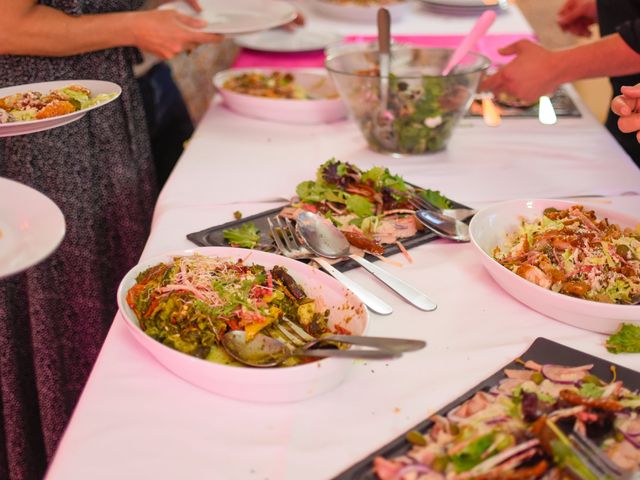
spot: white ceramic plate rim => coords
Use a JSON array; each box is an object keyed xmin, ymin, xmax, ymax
[
  {"xmin": 116, "ymin": 247, "xmax": 369, "ymax": 377},
  {"xmin": 213, "ymin": 67, "xmax": 342, "ymax": 104},
  {"xmin": 0, "ymin": 177, "xmax": 66, "ymax": 278},
  {"xmin": 159, "ymin": 0, "xmax": 297, "ymax": 34},
  {"xmin": 0, "ymin": 80, "xmax": 121, "ymax": 129},
  {"xmin": 234, "ymin": 29, "xmax": 344, "ymax": 53},
  {"xmin": 469, "ymin": 198, "xmax": 640, "ymax": 314}
]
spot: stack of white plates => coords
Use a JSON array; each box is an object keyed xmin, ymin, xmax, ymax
[{"xmin": 419, "ymin": 0, "xmax": 509, "ymax": 15}]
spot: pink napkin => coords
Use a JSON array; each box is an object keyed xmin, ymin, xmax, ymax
[{"xmin": 232, "ymin": 34, "xmax": 536, "ymax": 69}]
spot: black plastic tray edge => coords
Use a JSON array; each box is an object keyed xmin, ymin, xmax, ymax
[
  {"xmin": 332, "ymin": 337, "xmax": 640, "ymax": 480},
  {"xmin": 186, "ymin": 194, "xmax": 468, "ymax": 272},
  {"xmin": 466, "ymin": 87, "xmax": 582, "ymax": 119}
]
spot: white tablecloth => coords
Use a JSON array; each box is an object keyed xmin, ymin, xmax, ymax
[{"xmin": 46, "ymin": 3, "xmax": 640, "ymax": 479}]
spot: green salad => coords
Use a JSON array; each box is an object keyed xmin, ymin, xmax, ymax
[{"xmin": 126, "ymin": 255, "xmax": 338, "ymax": 367}]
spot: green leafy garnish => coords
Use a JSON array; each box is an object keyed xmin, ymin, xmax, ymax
[
  {"xmin": 223, "ymin": 222, "xmax": 261, "ymax": 249},
  {"xmin": 579, "ymin": 383, "xmax": 604, "ymax": 399},
  {"xmin": 450, "ymin": 432, "xmax": 495, "ymax": 473},
  {"xmin": 606, "ymin": 323, "xmax": 640, "ymax": 354},
  {"xmin": 419, "ymin": 189, "xmax": 453, "ymax": 209},
  {"xmin": 345, "ymin": 195, "xmax": 374, "ymax": 218}
]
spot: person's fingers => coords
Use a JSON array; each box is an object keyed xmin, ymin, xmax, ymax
[
  {"xmin": 620, "ymin": 84, "xmax": 640, "ymax": 98},
  {"xmin": 479, "ymin": 72, "xmax": 503, "ymax": 93},
  {"xmin": 498, "ymin": 39, "xmax": 529, "ymax": 56},
  {"xmin": 175, "ymin": 11, "xmax": 207, "ymax": 29},
  {"xmin": 557, "ymin": 0, "xmax": 576, "ymax": 15},
  {"xmin": 185, "ymin": 31, "xmax": 225, "ymax": 44},
  {"xmin": 183, "ymin": 0, "xmax": 202, "ymax": 12},
  {"xmin": 618, "ymin": 114, "xmax": 640, "ymax": 133},
  {"xmin": 611, "ymin": 96, "xmax": 633, "ymax": 116},
  {"xmin": 293, "ymin": 12, "xmax": 305, "ymax": 25}
]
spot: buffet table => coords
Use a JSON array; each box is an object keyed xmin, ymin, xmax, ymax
[{"xmin": 47, "ymin": 3, "xmax": 640, "ymax": 479}]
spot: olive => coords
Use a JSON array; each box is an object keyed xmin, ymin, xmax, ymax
[
  {"xmin": 543, "ymin": 207, "xmax": 559, "ymax": 216},
  {"xmin": 531, "ymin": 372, "xmax": 544, "ymax": 385},
  {"xmin": 406, "ymin": 430, "xmax": 426, "ymax": 446},
  {"xmin": 616, "ymin": 244, "xmax": 631, "ymax": 259}
]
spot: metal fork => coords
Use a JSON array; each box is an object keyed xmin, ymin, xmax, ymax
[
  {"xmin": 275, "ymin": 317, "xmax": 426, "ymax": 353},
  {"xmin": 570, "ymin": 432, "xmax": 640, "ymax": 480},
  {"xmin": 266, "ymin": 217, "xmax": 393, "ymax": 315},
  {"xmin": 407, "ymin": 190, "xmax": 476, "ymax": 222}
]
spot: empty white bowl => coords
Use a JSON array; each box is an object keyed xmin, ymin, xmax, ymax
[
  {"xmin": 213, "ymin": 68, "xmax": 347, "ymax": 124},
  {"xmin": 117, "ymin": 247, "xmax": 368, "ymax": 402},
  {"xmin": 469, "ymin": 199, "xmax": 640, "ymax": 334}
]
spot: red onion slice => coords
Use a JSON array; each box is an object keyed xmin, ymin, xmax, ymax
[
  {"xmin": 465, "ymin": 439, "xmax": 540, "ymax": 475},
  {"xmin": 541, "ymin": 364, "xmax": 593, "ymax": 384},
  {"xmin": 621, "ymin": 430, "xmax": 640, "ymax": 450}
]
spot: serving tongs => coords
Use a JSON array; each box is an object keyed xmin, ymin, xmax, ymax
[{"xmin": 531, "ymin": 417, "xmax": 634, "ymax": 480}]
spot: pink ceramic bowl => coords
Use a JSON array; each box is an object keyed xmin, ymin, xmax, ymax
[{"xmin": 117, "ymin": 247, "xmax": 368, "ymax": 402}]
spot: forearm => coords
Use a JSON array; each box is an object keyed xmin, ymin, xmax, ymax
[
  {"xmin": 0, "ymin": 4, "xmax": 138, "ymax": 56},
  {"xmin": 555, "ymin": 33, "xmax": 640, "ymax": 83}
]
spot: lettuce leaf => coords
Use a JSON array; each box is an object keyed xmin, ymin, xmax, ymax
[
  {"xmin": 223, "ymin": 222, "xmax": 261, "ymax": 249},
  {"xmin": 606, "ymin": 323, "xmax": 640, "ymax": 354}
]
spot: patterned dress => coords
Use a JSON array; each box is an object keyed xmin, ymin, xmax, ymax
[{"xmin": 0, "ymin": 1, "xmax": 157, "ymax": 478}]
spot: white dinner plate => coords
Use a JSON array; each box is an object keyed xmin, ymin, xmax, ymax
[
  {"xmin": 234, "ymin": 28, "xmax": 343, "ymax": 53},
  {"xmin": 309, "ymin": 0, "xmax": 410, "ymax": 22},
  {"xmin": 469, "ymin": 199, "xmax": 640, "ymax": 334},
  {"xmin": 0, "ymin": 177, "xmax": 65, "ymax": 278},
  {"xmin": 213, "ymin": 67, "xmax": 347, "ymax": 124},
  {"xmin": 0, "ymin": 80, "xmax": 121, "ymax": 137},
  {"xmin": 159, "ymin": 0, "xmax": 297, "ymax": 34}
]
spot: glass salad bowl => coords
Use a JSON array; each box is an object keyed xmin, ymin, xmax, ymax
[{"xmin": 325, "ymin": 46, "xmax": 490, "ymax": 155}]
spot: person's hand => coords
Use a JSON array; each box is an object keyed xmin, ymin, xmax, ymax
[
  {"xmin": 130, "ymin": 9, "xmax": 223, "ymax": 59},
  {"xmin": 280, "ymin": 12, "xmax": 305, "ymax": 32},
  {"xmin": 612, "ymin": 84, "xmax": 640, "ymax": 141},
  {"xmin": 557, "ymin": 0, "xmax": 597, "ymax": 37},
  {"xmin": 158, "ymin": 0, "xmax": 202, "ymax": 12},
  {"xmin": 480, "ymin": 40, "xmax": 562, "ymax": 104}
]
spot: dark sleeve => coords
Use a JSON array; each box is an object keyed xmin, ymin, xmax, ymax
[{"xmin": 618, "ymin": 19, "xmax": 640, "ymax": 54}]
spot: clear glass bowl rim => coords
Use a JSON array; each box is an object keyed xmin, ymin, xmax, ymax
[{"xmin": 324, "ymin": 46, "xmax": 492, "ymax": 80}]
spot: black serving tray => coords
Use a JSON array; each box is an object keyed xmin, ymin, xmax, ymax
[
  {"xmin": 333, "ymin": 337, "xmax": 640, "ymax": 480},
  {"xmin": 187, "ymin": 197, "xmax": 470, "ymax": 273},
  {"xmin": 467, "ymin": 87, "xmax": 581, "ymax": 119}
]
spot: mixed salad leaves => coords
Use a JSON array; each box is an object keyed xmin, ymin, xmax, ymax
[
  {"xmin": 126, "ymin": 255, "xmax": 336, "ymax": 367},
  {"xmin": 220, "ymin": 160, "xmax": 454, "ymax": 256},
  {"xmin": 375, "ymin": 361, "xmax": 640, "ymax": 479},
  {"xmin": 494, "ymin": 205, "xmax": 640, "ymax": 304},
  {"xmin": 351, "ymin": 72, "xmax": 474, "ymax": 154},
  {"xmin": 0, "ymin": 84, "xmax": 115, "ymax": 123},
  {"xmin": 286, "ymin": 159, "xmax": 452, "ymax": 252}
]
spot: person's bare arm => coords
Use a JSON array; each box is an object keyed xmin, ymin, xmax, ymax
[
  {"xmin": 0, "ymin": 0, "xmax": 222, "ymax": 59},
  {"xmin": 481, "ymin": 34, "xmax": 640, "ymax": 103}
]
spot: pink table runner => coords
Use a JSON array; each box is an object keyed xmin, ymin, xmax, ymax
[{"xmin": 232, "ymin": 34, "xmax": 535, "ymax": 69}]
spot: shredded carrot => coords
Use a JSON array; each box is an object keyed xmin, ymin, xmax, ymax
[
  {"xmin": 373, "ymin": 254, "xmax": 404, "ymax": 268},
  {"xmin": 396, "ymin": 240, "xmax": 413, "ymax": 264}
]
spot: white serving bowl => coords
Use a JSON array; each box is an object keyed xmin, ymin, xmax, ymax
[
  {"xmin": 469, "ymin": 199, "xmax": 640, "ymax": 334},
  {"xmin": 213, "ymin": 68, "xmax": 347, "ymax": 124},
  {"xmin": 117, "ymin": 247, "xmax": 368, "ymax": 402},
  {"xmin": 309, "ymin": 0, "xmax": 410, "ymax": 22}
]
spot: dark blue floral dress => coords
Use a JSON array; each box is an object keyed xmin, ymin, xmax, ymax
[{"xmin": 0, "ymin": 1, "xmax": 157, "ymax": 478}]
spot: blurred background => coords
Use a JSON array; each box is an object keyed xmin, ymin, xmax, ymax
[{"xmin": 159, "ymin": 0, "xmax": 612, "ymax": 126}]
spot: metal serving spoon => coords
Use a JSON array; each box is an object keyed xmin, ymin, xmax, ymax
[
  {"xmin": 296, "ymin": 211, "xmax": 437, "ymax": 312},
  {"xmin": 415, "ymin": 209, "xmax": 471, "ymax": 242},
  {"xmin": 221, "ymin": 331, "xmax": 400, "ymax": 368}
]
